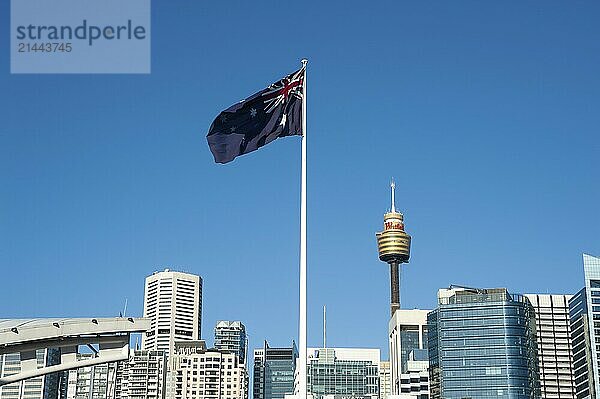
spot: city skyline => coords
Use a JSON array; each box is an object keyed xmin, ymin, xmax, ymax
[
  {"xmin": 2, "ymin": 0, "xmax": 600, "ymax": 361},
  {"xmin": 4, "ymin": 256, "xmax": 600, "ymax": 398}
]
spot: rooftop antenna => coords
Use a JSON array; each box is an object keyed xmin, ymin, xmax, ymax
[
  {"xmin": 323, "ymin": 305, "xmax": 327, "ymax": 349},
  {"xmin": 123, "ymin": 298, "xmax": 128, "ymax": 317}
]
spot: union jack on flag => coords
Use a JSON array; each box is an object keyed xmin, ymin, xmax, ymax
[{"xmin": 207, "ymin": 66, "xmax": 305, "ymax": 164}]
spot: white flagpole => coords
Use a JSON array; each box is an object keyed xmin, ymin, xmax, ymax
[{"xmin": 298, "ymin": 58, "xmax": 308, "ymax": 399}]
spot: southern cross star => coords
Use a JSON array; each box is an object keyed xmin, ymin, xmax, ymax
[{"xmin": 250, "ymin": 108, "xmax": 257, "ymax": 118}]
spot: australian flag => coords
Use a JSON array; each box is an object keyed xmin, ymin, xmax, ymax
[{"xmin": 207, "ymin": 66, "xmax": 305, "ymax": 164}]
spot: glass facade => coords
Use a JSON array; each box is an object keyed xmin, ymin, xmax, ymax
[
  {"xmin": 569, "ymin": 254, "xmax": 600, "ymax": 399},
  {"xmin": 428, "ymin": 287, "xmax": 540, "ymax": 399},
  {"xmin": 306, "ymin": 348, "xmax": 379, "ymax": 399},
  {"xmin": 214, "ymin": 321, "xmax": 247, "ymax": 364},
  {"xmin": 569, "ymin": 288, "xmax": 593, "ymax": 399},
  {"xmin": 400, "ymin": 327, "xmax": 420, "ymax": 373},
  {"xmin": 388, "ymin": 309, "xmax": 430, "ymax": 397},
  {"xmin": 253, "ymin": 342, "xmax": 297, "ymax": 399}
]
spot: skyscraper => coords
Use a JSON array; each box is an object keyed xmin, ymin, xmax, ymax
[
  {"xmin": 253, "ymin": 341, "xmax": 298, "ymax": 399},
  {"xmin": 388, "ymin": 309, "xmax": 430, "ymax": 398},
  {"xmin": 376, "ymin": 181, "xmax": 411, "ymax": 316},
  {"xmin": 428, "ymin": 286, "xmax": 540, "ymax": 399},
  {"xmin": 142, "ymin": 269, "xmax": 203, "ymax": 354},
  {"xmin": 214, "ymin": 321, "xmax": 247, "ymax": 364},
  {"xmin": 525, "ymin": 294, "xmax": 576, "ymax": 398},
  {"xmin": 569, "ymin": 253, "xmax": 600, "ymax": 399}
]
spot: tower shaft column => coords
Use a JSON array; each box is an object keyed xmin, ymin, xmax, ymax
[{"xmin": 390, "ymin": 261, "xmax": 400, "ymax": 316}]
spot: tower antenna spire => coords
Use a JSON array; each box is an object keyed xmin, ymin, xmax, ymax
[{"xmin": 390, "ymin": 178, "xmax": 396, "ymax": 213}]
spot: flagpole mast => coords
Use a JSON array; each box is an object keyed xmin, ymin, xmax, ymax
[{"xmin": 299, "ymin": 58, "xmax": 308, "ymax": 399}]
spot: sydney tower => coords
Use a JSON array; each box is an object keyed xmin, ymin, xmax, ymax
[{"xmin": 376, "ymin": 180, "xmax": 412, "ymax": 316}]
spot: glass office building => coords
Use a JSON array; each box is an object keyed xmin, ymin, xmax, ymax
[
  {"xmin": 253, "ymin": 341, "xmax": 298, "ymax": 399},
  {"xmin": 569, "ymin": 253, "xmax": 600, "ymax": 399},
  {"xmin": 306, "ymin": 348, "xmax": 380, "ymax": 399},
  {"xmin": 214, "ymin": 321, "xmax": 247, "ymax": 364},
  {"xmin": 428, "ymin": 287, "xmax": 540, "ymax": 399},
  {"xmin": 388, "ymin": 309, "xmax": 430, "ymax": 398}
]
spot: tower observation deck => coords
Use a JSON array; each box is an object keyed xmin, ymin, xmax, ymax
[{"xmin": 376, "ymin": 180, "xmax": 411, "ymax": 316}]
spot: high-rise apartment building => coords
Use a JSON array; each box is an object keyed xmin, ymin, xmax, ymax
[
  {"xmin": 428, "ymin": 286, "xmax": 540, "ymax": 399},
  {"xmin": 63, "ymin": 354, "xmax": 117, "ymax": 399},
  {"xmin": 214, "ymin": 321, "xmax": 247, "ymax": 364},
  {"xmin": 61, "ymin": 350, "xmax": 166, "ymax": 399},
  {"xmin": 142, "ymin": 269, "xmax": 203, "ymax": 354},
  {"xmin": 304, "ymin": 348, "xmax": 380, "ymax": 399},
  {"xmin": 388, "ymin": 309, "xmax": 430, "ymax": 398},
  {"xmin": 169, "ymin": 340, "xmax": 248, "ymax": 399},
  {"xmin": 0, "ymin": 349, "xmax": 61, "ymax": 399},
  {"xmin": 253, "ymin": 341, "xmax": 298, "ymax": 399},
  {"xmin": 569, "ymin": 253, "xmax": 600, "ymax": 399},
  {"xmin": 114, "ymin": 350, "xmax": 167, "ymax": 399},
  {"xmin": 525, "ymin": 294, "xmax": 576, "ymax": 399}
]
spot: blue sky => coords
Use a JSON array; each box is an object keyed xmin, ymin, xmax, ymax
[{"xmin": 1, "ymin": 1, "xmax": 599, "ymax": 359}]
